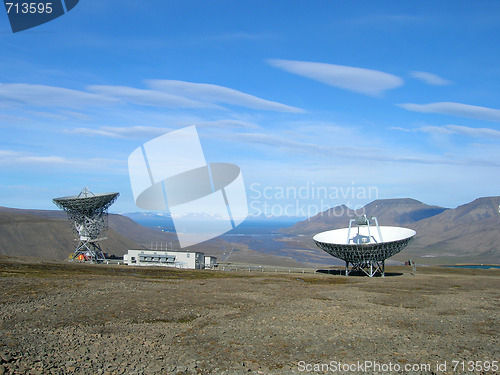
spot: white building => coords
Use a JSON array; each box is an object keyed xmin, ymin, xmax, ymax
[
  {"xmin": 123, "ymin": 249, "xmax": 213, "ymax": 269},
  {"xmin": 204, "ymin": 256, "xmax": 218, "ymax": 269}
]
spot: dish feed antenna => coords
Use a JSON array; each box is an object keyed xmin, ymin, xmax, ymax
[
  {"xmin": 53, "ymin": 187, "xmax": 119, "ymax": 262},
  {"xmin": 313, "ymin": 215, "xmax": 415, "ymax": 277}
]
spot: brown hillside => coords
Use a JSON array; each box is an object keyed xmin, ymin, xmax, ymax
[
  {"xmin": 284, "ymin": 198, "xmax": 445, "ymax": 235},
  {"xmin": 407, "ymin": 196, "xmax": 500, "ymax": 263},
  {"xmin": 0, "ymin": 207, "xmax": 305, "ymax": 267},
  {"xmin": 281, "ymin": 197, "xmax": 500, "ymax": 265},
  {"xmin": 0, "ymin": 207, "xmax": 140, "ymax": 260}
]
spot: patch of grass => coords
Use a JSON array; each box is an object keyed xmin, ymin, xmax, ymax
[
  {"xmin": 0, "ymin": 257, "xmax": 363, "ymax": 284},
  {"xmin": 298, "ymin": 277, "xmax": 354, "ymax": 285},
  {"xmin": 414, "ymin": 266, "xmax": 500, "ymax": 276},
  {"xmin": 372, "ymin": 294, "xmax": 429, "ymax": 309},
  {"xmin": 437, "ymin": 309, "xmax": 465, "ymax": 316},
  {"xmin": 473, "ymin": 319, "xmax": 498, "ymax": 336},
  {"xmin": 134, "ymin": 315, "xmax": 198, "ymax": 324},
  {"xmin": 0, "ymin": 259, "xmax": 248, "ymax": 281}
]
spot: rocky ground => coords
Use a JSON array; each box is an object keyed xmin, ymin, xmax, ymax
[{"xmin": 0, "ymin": 255, "xmax": 498, "ymax": 374}]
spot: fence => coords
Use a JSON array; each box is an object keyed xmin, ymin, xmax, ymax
[{"xmin": 216, "ymin": 263, "xmax": 318, "ymax": 274}]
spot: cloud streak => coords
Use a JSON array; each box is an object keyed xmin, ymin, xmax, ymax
[
  {"xmin": 446, "ymin": 124, "xmax": 500, "ymax": 138},
  {"xmin": 350, "ymin": 14, "xmax": 427, "ymax": 26},
  {"xmin": 222, "ymin": 131, "xmax": 500, "ymax": 167},
  {"xmin": 0, "ymin": 83, "xmax": 117, "ymax": 108},
  {"xmin": 399, "ymin": 102, "xmax": 500, "ymax": 122},
  {"xmin": 217, "ymin": 131, "xmax": 385, "ymax": 162},
  {"xmin": 392, "ymin": 124, "xmax": 500, "ymax": 139},
  {"xmin": 69, "ymin": 126, "xmax": 174, "ymax": 139},
  {"xmin": 268, "ymin": 59, "xmax": 404, "ymax": 96},
  {"xmin": 0, "ymin": 150, "xmax": 78, "ymax": 165},
  {"xmin": 0, "ymin": 149, "xmax": 124, "ymax": 169},
  {"xmin": 0, "ymin": 81, "xmax": 302, "ymax": 113},
  {"xmin": 145, "ymin": 80, "xmax": 303, "ymax": 113},
  {"xmin": 67, "ymin": 120, "xmax": 261, "ymax": 139},
  {"xmin": 410, "ymin": 71, "xmax": 452, "ymax": 86},
  {"xmin": 87, "ymin": 85, "xmax": 218, "ymax": 109}
]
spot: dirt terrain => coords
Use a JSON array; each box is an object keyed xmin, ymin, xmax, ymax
[{"xmin": 0, "ymin": 256, "xmax": 498, "ymax": 374}]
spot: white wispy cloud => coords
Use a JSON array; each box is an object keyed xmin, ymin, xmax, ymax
[
  {"xmin": 390, "ymin": 125, "xmax": 453, "ymax": 135},
  {"xmin": 0, "ymin": 150, "xmax": 73, "ymax": 165},
  {"xmin": 398, "ymin": 102, "xmax": 500, "ymax": 122},
  {"xmin": 68, "ymin": 120, "xmax": 260, "ymax": 139},
  {"xmin": 87, "ymin": 85, "xmax": 217, "ymax": 109},
  {"xmin": 0, "ymin": 83, "xmax": 117, "ymax": 108},
  {"xmin": 223, "ymin": 130, "xmax": 500, "ymax": 167},
  {"xmin": 195, "ymin": 119, "xmax": 260, "ymax": 129},
  {"xmin": 350, "ymin": 14, "xmax": 427, "ymax": 26},
  {"xmin": 0, "ymin": 81, "xmax": 299, "ymax": 113},
  {"xmin": 26, "ymin": 111, "xmax": 70, "ymax": 121},
  {"xmin": 0, "ymin": 112, "xmax": 30, "ymax": 123},
  {"xmin": 0, "ymin": 149, "xmax": 124, "ymax": 169},
  {"xmin": 217, "ymin": 131, "xmax": 428, "ymax": 163},
  {"xmin": 267, "ymin": 59, "xmax": 404, "ymax": 96},
  {"xmin": 217, "ymin": 131, "xmax": 382, "ymax": 161},
  {"xmin": 201, "ymin": 32, "xmax": 274, "ymax": 42},
  {"xmin": 163, "ymin": 119, "xmax": 260, "ymax": 130},
  {"xmin": 446, "ymin": 124, "xmax": 500, "ymax": 138},
  {"xmin": 145, "ymin": 79, "xmax": 304, "ymax": 113},
  {"xmin": 69, "ymin": 126, "xmax": 173, "ymax": 139},
  {"xmin": 392, "ymin": 124, "xmax": 500, "ymax": 139},
  {"xmin": 410, "ymin": 71, "xmax": 452, "ymax": 86}
]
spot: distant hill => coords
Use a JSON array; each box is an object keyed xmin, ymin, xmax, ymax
[
  {"xmin": 0, "ymin": 207, "xmax": 305, "ymax": 267},
  {"xmin": 121, "ymin": 212, "xmax": 175, "ymax": 231},
  {"xmin": 408, "ymin": 196, "xmax": 500, "ymax": 263},
  {"xmin": 108, "ymin": 213, "xmax": 176, "ymax": 248},
  {"xmin": 3, "ymin": 196, "xmax": 498, "ymax": 266},
  {"xmin": 362, "ymin": 198, "xmax": 447, "ymax": 226},
  {"xmin": 0, "ymin": 207, "xmax": 140, "ymax": 260},
  {"xmin": 283, "ymin": 204, "xmax": 355, "ymax": 235},
  {"xmin": 282, "ymin": 197, "xmax": 500, "ymax": 265},
  {"xmin": 284, "ymin": 198, "xmax": 446, "ymax": 235}
]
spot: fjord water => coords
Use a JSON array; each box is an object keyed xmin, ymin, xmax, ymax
[{"xmin": 126, "ymin": 213, "xmax": 330, "ymax": 264}]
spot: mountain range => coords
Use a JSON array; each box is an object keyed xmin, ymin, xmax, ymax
[
  {"xmin": 0, "ymin": 206, "xmax": 304, "ymax": 267},
  {"xmin": 283, "ymin": 197, "xmax": 500, "ymax": 265},
  {"xmin": 0, "ymin": 207, "xmax": 141, "ymax": 259},
  {"xmin": 1, "ymin": 196, "xmax": 499, "ymax": 266},
  {"xmin": 284, "ymin": 198, "xmax": 446, "ymax": 235}
]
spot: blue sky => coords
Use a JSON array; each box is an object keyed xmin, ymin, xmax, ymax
[{"xmin": 1, "ymin": 1, "xmax": 500, "ymax": 216}]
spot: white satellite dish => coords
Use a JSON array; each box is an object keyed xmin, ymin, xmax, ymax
[{"xmin": 313, "ymin": 215, "xmax": 415, "ymax": 277}]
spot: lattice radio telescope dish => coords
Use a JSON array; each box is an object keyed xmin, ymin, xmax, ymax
[
  {"xmin": 313, "ymin": 215, "xmax": 416, "ymax": 277},
  {"xmin": 53, "ymin": 187, "xmax": 119, "ymax": 263}
]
